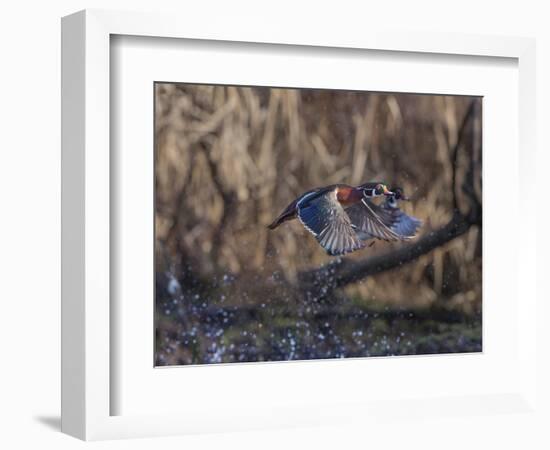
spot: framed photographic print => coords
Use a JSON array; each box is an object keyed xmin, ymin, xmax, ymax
[{"xmin": 62, "ymin": 9, "xmax": 538, "ymax": 441}]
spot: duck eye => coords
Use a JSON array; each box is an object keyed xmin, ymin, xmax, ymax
[{"xmin": 375, "ymin": 184, "xmax": 384, "ymax": 195}]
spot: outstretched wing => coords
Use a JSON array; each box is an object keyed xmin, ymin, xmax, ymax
[
  {"xmin": 381, "ymin": 203, "xmax": 422, "ymax": 237},
  {"xmin": 345, "ymin": 198, "xmax": 411, "ymax": 242},
  {"xmin": 297, "ymin": 190, "xmax": 364, "ymax": 256}
]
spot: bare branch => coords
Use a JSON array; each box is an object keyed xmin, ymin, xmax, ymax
[
  {"xmin": 451, "ymin": 100, "xmax": 477, "ymax": 211},
  {"xmin": 299, "ymin": 212, "xmax": 475, "ymax": 294}
]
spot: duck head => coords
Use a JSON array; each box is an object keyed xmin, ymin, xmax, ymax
[{"xmin": 359, "ymin": 182, "xmax": 394, "ymax": 198}]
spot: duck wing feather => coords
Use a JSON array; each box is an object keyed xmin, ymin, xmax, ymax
[
  {"xmin": 297, "ymin": 189, "xmax": 364, "ymax": 256},
  {"xmin": 345, "ymin": 198, "xmax": 412, "ymax": 242}
]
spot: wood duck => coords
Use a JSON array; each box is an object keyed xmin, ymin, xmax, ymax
[{"xmin": 268, "ymin": 182, "xmax": 418, "ymax": 256}]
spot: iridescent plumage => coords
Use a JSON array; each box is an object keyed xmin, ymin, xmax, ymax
[{"xmin": 268, "ymin": 183, "xmax": 421, "ymax": 256}]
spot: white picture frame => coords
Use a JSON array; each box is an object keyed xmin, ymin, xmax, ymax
[{"xmin": 61, "ymin": 9, "xmax": 538, "ymax": 441}]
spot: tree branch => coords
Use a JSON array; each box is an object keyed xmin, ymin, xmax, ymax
[
  {"xmin": 451, "ymin": 100, "xmax": 477, "ymax": 211},
  {"xmin": 298, "ymin": 212, "xmax": 475, "ymax": 294}
]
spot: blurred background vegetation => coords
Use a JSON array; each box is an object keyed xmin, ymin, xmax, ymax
[{"xmin": 154, "ymin": 83, "xmax": 482, "ymax": 365}]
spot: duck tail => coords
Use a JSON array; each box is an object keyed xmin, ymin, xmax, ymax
[
  {"xmin": 267, "ymin": 208, "xmax": 297, "ymax": 230},
  {"xmin": 267, "ymin": 220, "xmax": 280, "ymax": 230},
  {"xmin": 268, "ymin": 198, "xmax": 300, "ymax": 230},
  {"xmin": 267, "ymin": 215, "xmax": 286, "ymax": 230}
]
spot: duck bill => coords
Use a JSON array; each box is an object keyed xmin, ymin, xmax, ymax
[{"xmin": 383, "ymin": 187, "xmax": 394, "ymax": 196}]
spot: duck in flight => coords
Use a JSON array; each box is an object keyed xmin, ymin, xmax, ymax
[{"xmin": 268, "ymin": 182, "xmax": 421, "ymax": 256}]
